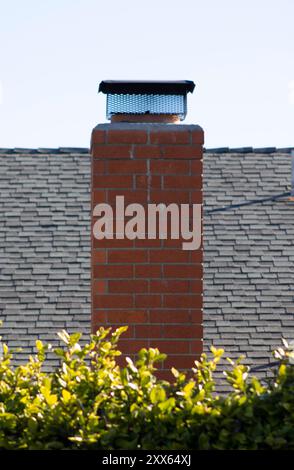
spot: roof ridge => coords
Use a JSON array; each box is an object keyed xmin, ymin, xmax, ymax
[
  {"xmin": 204, "ymin": 147, "xmax": 294, "ymax": 154},
  {"xmin": 0, "ymin": 147, "xmax": 90, "ymax": 155},
  {"xmin": 0, "ymin": 146, "xmax": 293, "ymax": 155}
]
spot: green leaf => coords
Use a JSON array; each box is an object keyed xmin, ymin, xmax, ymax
[
  {"xmin": 62, "ymin": 389, "xmax": 71, "ymax": 403},
  {"xmin": 36, "ymin": 340, "xmax": 44, "ymax": 351},
  {"xmin": 158, "ymin": 397, "xmax": 175, "ymax": 412},
  {"xmin": 45, "ymin": 394, "xmax": 58, "ymax": 406},
  {"xmin": 69, "ymin": 332, "xmax": 82, "ymax": 346},
  {"xmin": 183, "ymin": 381, "xmax": 195, "ymax": 398},
  {"xmin": 150, "ymin": 386, "xmax": 166, "ymax": 404}
]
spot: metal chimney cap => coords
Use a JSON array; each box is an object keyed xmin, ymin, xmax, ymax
[{"xmin": 98, "ymin": 80, "xmax": 195, "ymax": 96}]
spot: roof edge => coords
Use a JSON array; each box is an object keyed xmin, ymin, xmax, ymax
[{"xmin": 0, "ymin": 146, "xmax": 293, "ymax": 155}]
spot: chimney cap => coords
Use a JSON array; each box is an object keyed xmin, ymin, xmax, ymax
[{"xmin": 98, "ymin": 80, "xmax": 195, "ymax": 96}]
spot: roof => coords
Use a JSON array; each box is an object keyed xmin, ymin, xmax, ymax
[
  {"xmin": 0, "ymin": 150, "xmax": 91, "ymax": 368},
  {"xmin": 0, "ymin": 147, "xmax": 293, "ymax": 384},
  {"xmin": 204, "ymin": 149, "xmax": 294, "ymax": 388}
]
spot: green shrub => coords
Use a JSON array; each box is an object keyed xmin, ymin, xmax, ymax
[{"xmin": 0, "ymin": 327, "xmax": 294, "ymax": 450}]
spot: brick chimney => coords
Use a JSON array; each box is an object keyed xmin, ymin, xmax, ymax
[{"xmin": 90, "ymin": 81, "xmax": 204, "ymax": 379}]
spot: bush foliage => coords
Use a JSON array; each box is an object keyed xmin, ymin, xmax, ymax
[{"xmin": 0, "ymin": 327, "xmax": 294, "ymax": 450}]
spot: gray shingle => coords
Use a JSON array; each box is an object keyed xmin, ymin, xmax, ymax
[
  {"xmin": 0, "ymin": 152, "xmax": 91, "ymax": 363},
  {"xmin": 203, "ymin": 151, "xmax": 294, "ymax": 379}
]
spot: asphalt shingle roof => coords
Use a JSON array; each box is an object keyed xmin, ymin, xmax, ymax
[
  {"xmin": 204, "ymin": 150, "xmax": 294, "ymax": 386},
  {"xmin": 0, "ymin": 147, "xmax": 293, "ymax": 382},
  {"xmin": 0, "ymin": 150, "xmax": 91, "ymax": 367}
]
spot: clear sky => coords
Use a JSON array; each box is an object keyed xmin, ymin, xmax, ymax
[{"xmin": 0, "ymin": 0, "xmax": 293, "ymax": 149}]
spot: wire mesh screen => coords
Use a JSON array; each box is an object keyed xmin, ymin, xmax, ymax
[{"xmin": 106, "ymin": 94, "xmax": 187, "ymax": 120}]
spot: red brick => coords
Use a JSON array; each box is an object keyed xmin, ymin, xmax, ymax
[
  {"xmin": 149, "ymin": 340, "xmax": 190, "ymax": 354},
  {"xmin": 106, "ymin": 310, "xmax": 148, "ymax": 324},
  {"xmin": 149, "ymin": 250, "xmax": 189, "ymax": 263},
  {"xmin": 164, "ymin": 175, "xmax": 202, "ymax": 189},
  {"xmin": 93, "ymin": 175, "xmax": 133, "ymax": 189},
  {"xmin": 92, "ymin": 190, "xmax": 107, "ymax": 204},
  {"xmin": 135, "ymin": 325, "xmax": 162, "ymax": 338},
  {"xmin": 109, "ymin": 280, "xmax": 148, "ymax": 293},
  {"xmin": 163, "ymin": 295, "xmax": 202, "ymax": 308},
  {"xmin": 118, "ymin": 339, "xmax": 148, "ymax": 353},
  {"xmin": 190, "ymin": 310, "xmax": 202, "ymax": 323},
  {"xmin": 161, "ymin": 145, "xmax": 202, "ymax": 159},
  {"xmin": 107, "ymin": 160, "xmax": 146, "ymax": 174},
  {"xmin": 135, "ymin": 238, "xmax": 162, "ymax": 248},
  {"xmin": 190, "ymin": 280, "xmax": 203, "ymax": 293},
  {"xmin": 190, "ymin": 250, "xmax": 203, "ymax": 263},
  {"xmin": 155, "ymin": 370, "xmax": 175, "ymax": 381},
  {"xmin": 108, "ymin": 249, "xmax": 147, "ymax": 263},
  {"xmin": 107, "ymin": 130, "xmax": 147, "ymax": 144},
  {"xmin": 93, "ymin": 265, "xmax": 133, "ymax": 278},
  {"xmin": 92, "ymin": 280, "xmax": 107, "ymax": 294},
  {"xmin": 93, "ymin": 294, "xmax": 133, "ymax": 309},
  {"xmin": 161, "ymin": 239, "xmax": 183, "ymax": 248},
  {"xmin": 115, "ymin": 355, "xmax": 128, "ymax": 367},
  {"xmin": 135, "ymin": 294, "xmax": 162, "ymax": 308},
  {"xmin": 92, "ymin": 160, "xmax": 105, "ymax": 174},
  {"xmin": 92, "ymin": 144, "xmax": 132, "ymax": 159},
  {"xmin": 191, "ymin": 192, "xmax": 203, "ymax": 204},
  {"xmin": 134, "ymin": 175, "xmax": 146, "ymax": 190},
  {"xmin": 91, "ymin": 129, "xmax": 105, "ymax": 145},
  {"xmin": 189, "ymin": 340, "xmax": 203, "ymax": 354},
  {"xmin": 134, "ymin": 145, "xmax": 162, "ymax": 159},
  {"xmin": 91, "ymin": 310, "xmax": 107, "ymax": 325},
  {"xmin": 108, "ymin": 190, "xmax": 147, "ymax": 204},
  {"xmin": 135, "ymin": 265, "xmax": 161, "ymax": 278},
  {"xmin": 150, "ymin": 310, "xmax": 190, "ymax": 323},
  {"xmin": 191, "ymin": 160, "xmax": 203, "ymax": 174},
  {"xmin": 149, "ymin": 280, "xmax": 189, "ymax": 293},
  {"xmin": 93, "ymin": 238, "xmax": 134, "ymax": 249},
  {"xmin": 163, "ymin": 324, "xmax": 203, "ymax": 338},
  {"xmin": 150, "ymin": 130, "xmax": 190, "ymax": 144},
  {"xmin": 163, "ymin": 355, "xmax": 197, "ymax": 369},
  {"xmin": 150, "ymin": 160, "xmax": 190, "ymax": 174},
  {"xmin": 91, "ymin": 319, "xmax": 107, "ymax": 334},
  {"xmin": 191, "ymin": 129, "xmax": 204, "ymax": 145},
  {"xmin": 92, "ymin": 250, "xmax": 106, "ymax": 264},
  {"xmin": 164, "ymin": 264, "xmax": 203, "ymax": 279},
  {"xmin": 150, "ymin": 190, "xmax": 190, "ymax": 204},
  {"xmin": 135, "ymin": 175, "xmax": 161, "ymax": 189}
]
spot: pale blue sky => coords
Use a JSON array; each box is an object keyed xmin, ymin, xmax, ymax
[{"xmin": 0, "ymin": 0, "xmax": 293, "ymax": 148}]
